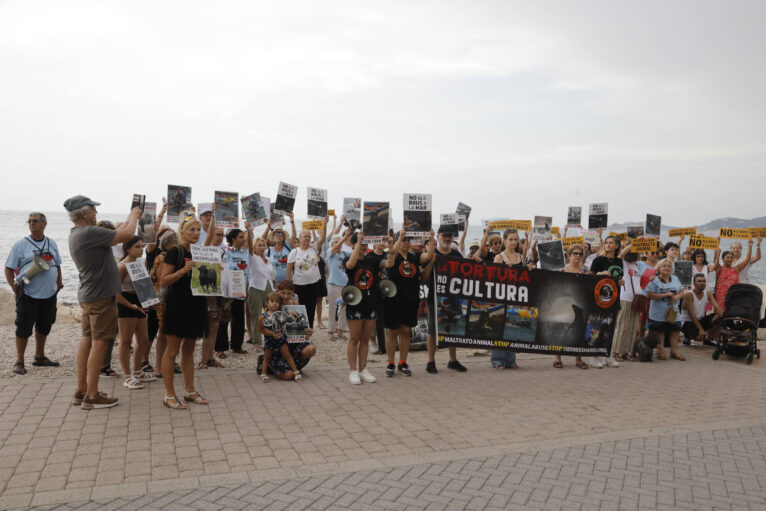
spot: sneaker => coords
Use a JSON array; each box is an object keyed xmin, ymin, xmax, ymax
[
  {"xmin": 349, "ymin": 370, "xmax": 361, "ymax": 385},
  {"xmin": 81, "ymin": 393, "xmax": 118, "ymax": 410},
  {"xmin": 447, "ymin": 360, "xmax": 467, "ymax": 372},
  {"xmin": 13, "ymin": 362, "xmax": 26, "ymax": 375},
  {"xmin": 426, "ymin": 361, "xmax": 437, "ymax": 374},
  {"xmin": 32, "ymin": 356, "xmax": 59, "ymax": 367},
  {"xmin": 703, "ymin": 340, "xmax": 718, "ymax": 347},
  {"xmin": 72, "ymin": 391, "xmax": 85, "ymax": 405},
  {"xmin": 369, "ymin": 341, "xmax": 379, "ymax": 354},
  {"xmin": 385, "ymin": 364, "xmax": 395, "ymax": 377},
  {"xmin": 135, "ymin": 371, "xmax": 156, "ymax": 382},
  {"xmin": 605, "ymin": 356, "xmax": 620, "ymax": 368},
  {"xmin": 100, "ymin": 366, "xmax": 118, "ymax": 378},
  {"xmin": 123, "ymin": 376, "xmax": 145, "ymax": 389},
  {"xmin": 397, "ymin": 362, "xmax": 412, "ymax": 376},
  {"xmin": 590, "ymin": 357, "xmax": 605, "ymax": 368},
  {"xmin": 359, "ymin": 368, "xmax": 377, "ymax": 383}
]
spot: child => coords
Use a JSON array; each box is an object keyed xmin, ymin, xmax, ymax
[{"xmin": 258, "ymin": 292, "xmax": 302, "ymax": 382}]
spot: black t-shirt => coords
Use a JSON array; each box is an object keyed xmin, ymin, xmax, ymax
[
  {"xmin": 145, "ymin": 246, "xmax": 161, "ymax": 272},
  {"xmin": 390, "ymin": 251, "xmax": 420, "ymax": 302},
  {"xmin": 589, "ymin": 255, "xmax": 621, "ymax": 275},
  {"xmin": 164, "ymin": 245, "xmax": 192, "ymax": 291},
  {"xmin": 426, "ymin": 248, "xmax": 463, "ymax": 295},
  {"xmin": 344, "ymin": 253, "xmax": 381, "ymax": 300}
]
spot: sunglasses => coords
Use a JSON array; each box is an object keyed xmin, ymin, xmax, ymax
[
  {"xmin": 571, "ymin": 252, "xmax": 583, "ymax": 256},
  {"xmin": 492, "ymin": 241, "xmax": 502, "ymax": 245},
  {"xmin": 26, "ymin": 219, "xmax": 42, "ymax": 224}
]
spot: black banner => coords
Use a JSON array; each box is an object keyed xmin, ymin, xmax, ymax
[{"xmin": 434, "ymin": 255, "xmax": 620, "ymax": 356}]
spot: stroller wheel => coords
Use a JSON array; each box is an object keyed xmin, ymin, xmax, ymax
[
  {"xmin": 747, "ymin": 353, "xmax": 754, "ymax": 364},
  {"xmin": 712, "ymin": 350, "xmax": 720, "ymax": 360}
]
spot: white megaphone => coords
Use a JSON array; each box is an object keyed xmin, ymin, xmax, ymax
[
  {"xmin": 14, "ymin": 255, "xmax": 50, "ymax": 285},
  {"xmin": 379, "ymin": 279, "xmax": 397, "ymax": 298},
  {"xmin": 341, "ymin": 285, "xmax": 362, "ymax": 306}
]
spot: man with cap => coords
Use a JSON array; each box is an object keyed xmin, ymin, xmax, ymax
[
  {"xmin": 65, "ymin": 195, "xmax": 141, "ymax": 409},
  {"xmin": 4, "ymin": 212, "xmax": 63, "ymax": 374},
  {"xmin": 194, "ymin": 204, "xmax": 215, "ymax": 246}
]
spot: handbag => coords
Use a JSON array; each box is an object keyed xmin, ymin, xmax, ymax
[
  {"xmin": 665, "ymin": 306, "xmax": 678, "ymax": 323},
  {"xmin": 628, "ymin": 265, "xmax": 647, "ymax": 313}
]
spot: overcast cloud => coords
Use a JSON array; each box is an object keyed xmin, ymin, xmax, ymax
[{"xmin": 0, "ymin": 0, "xmax": 764, "ymax": 226}]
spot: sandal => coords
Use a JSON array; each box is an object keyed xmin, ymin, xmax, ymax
[
  {"xmin": 494, "ymin": 365, "xmax": 505, "ymax": 370},
  {"xmin": 294, "ymin": 371, "xmax": 302, "ymax": 382},
  {"xmin": 197, "ymin": 362, "xmax": 208, "ymax": 370},
  {"xmin": 613, "ymin": 354, "xmax": 623, "ymax": 362},
  {"xmin": 553, "ymin": 360, "xmax": 563, "ymax": 368},
  {"xmin": 216, "ymin": 352, "xmax": 227, "ymax": 359},
  {"xmin": 163, "ymin": 395, "xmax": 187, "ymax": 410},
  {"xmin": 622, "ymin": 353, "xmax": 634, "ymax": 362},
  {"xmin": 509, "ymin": 363, "xmax": 519, "ymax": 369},
  {"xmin": 208, "ymin": 359, "xmax": 224, "ymax": 368},
  {"xmin": 183, "ymin": 391, "xmax": 208, "ymax": 405},
  {"xmin": 232, "ymin": 349, "xmax": 247, "ymax": 354},
  {"xmin": 576, "ymin": 360, "xmax": 589, "ymax": 369},
  {"xmin": 261, "ymin": 374, "xmax": 270, "ymax": 382},
  {"xmin": 656, "ymin": 351, "xmax": 667, "ymax": 360},
  {"xmin": 670, "ymin": 352, "xmax": 686, "ymax": 361}
]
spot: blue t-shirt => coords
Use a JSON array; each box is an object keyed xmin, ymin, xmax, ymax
[
  {"xmin": 327, "ymin": 250, "xmax": 349, "ymax": 287},
  {"xmin": 647, "ymin": 275, "xmax": 683, "ymax": 322},
  {"xmin": 268, "ymin": 244, "xmax": 291, "ymax": 284},
  {"xmin": 5, "ymin": 236, "xmax": 62, "ymax": 299}
]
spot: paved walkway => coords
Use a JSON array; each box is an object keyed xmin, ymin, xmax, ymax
[{"xmin": 1, "ymin": 345, "xmax": 765, "ymax": 510}]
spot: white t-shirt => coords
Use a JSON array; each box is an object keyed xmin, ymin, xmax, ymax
[
  {"xmin": 287, "ymin": 247, "xmax": 321, "ymax": 285},
  {"xmin": 620, "ymin": 261, "xmax": 641, "ymax": 302},
  {"xmin": 249, "ymin": 253, "xmax": 276, "ymax": 291}
]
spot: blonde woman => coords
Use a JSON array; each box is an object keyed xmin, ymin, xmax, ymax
[
  {"xmin": 159, "ymin": 216, "xmax": 208, "ymax": 409},
  {"xmin": 247, "ymin": 237, "xmax": 276, "ymax": 346}
]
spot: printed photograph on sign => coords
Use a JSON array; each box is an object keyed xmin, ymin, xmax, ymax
[
  {"xmin": 190, "ymin": 245, "xmax": 222, "ymax": 296},
  {"xmin": 214, "ymin": 191, "xmax": 239, "ymax": 228},
  {"xmin": 167, "ymin": 185, "xmax": 191, "ymax": 223},
  {"xmin": 403, "ymin": 193, "xmax": 432, "ymax": 236},
  {"xmin": 588, "ymin": 203, "xmax": 608, "ymax": 229},
  {"xmin": 533, "ymin": 216, "xmax": 552, "ymax": 241},
  {"xmin": 505, "ymin": 306, "xmax": 538, "ymax": 342},
  {"xmin": 439, "ymin": 214, "xmax": 459, "ymax": 237},
  {"xmin": 567, "ymin": 207, "xmax": 582, "ymax": 227},
  {"xmin": 363, "ymin": 202, "xmax": 389, "ymax": 240},
  {"xmin": 261, "ymin": 196, "xmax": 282, "ymax": 228},
  {"xmin": 645, "ymin": 214, "xmax": 662, "ymax": 237},
  {"xmin": 437, "ymin": 296, "xmax": 467, "ymax": 335},
  {"xmin": 627, "ymin": 224, "xmax": 644, "ymax": 239},
  {"xmin": 137, "ymin": 202, "xmax": 157, "ymax": 243},
  {"xmin": 307, "ymin": 187, "xmax": 328, "ymax": 219},
  {"xmin": 674, "ymin": 261, "xmax": 693, "ymax": 287},
  {"xmin": 241, "ymin": 193, "xmax": 267, "ymax": 225},
  {"xmin": 537, "ymin": 240, "xmax": 565, "ymax": 271},
  {"xmin": 343, "ymin": 198, "xmax": 362, "ymax": 231},
  {"xmin": 456, "ymin": 202, "xmax": 472, "ymax": 231},
  {"xmin": 584, "ymin": 312, "xmax": 614, "ymax": 350},
  {"xmin": 131, "ymin": 194, "xmax": 146, "ymax": 212},
  {"xmin": 466, "ymin": 301, "xmax": 506, "ymax": 340},
  {"xmin": 273, "ymin": 182, "xmax": 297, "ymax": 214},
  {"xmin": 125, "ymin": 261, "xmax": 159, "ymax": 308},
  {"xmin": 228, "ymin": 270, "xmax": 247, "ymax": 299},
  {"xmin": 283, "ymin": 305, "xmax": 309, "ymax": 342}
]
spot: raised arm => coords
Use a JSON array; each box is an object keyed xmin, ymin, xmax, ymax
[
  {"xmin": 330, "ymin": 214, "xmax": 342, "ymax": 237},
  {"xmin": 477, "ymin": 228, "xmax": 490, "ymax": 260},
  {"xmin": 619, "ymin": 240, "xmax": 632, "ymax": 259},
  {"xmin": 459, "ymin": 220, "xmax": 469, "ymax": 255},
  {"xmin": 346, "ymin": 232, "xmax": 364, "ymax": 270},
  {"xmin": 287, "ymin": 212, "xmax": 297, "ymax": 245},
  {"xmin": 245, "ymin": 221, "xmax": 254, "ymax": 255},
  {"xmin": 735, "ymin": 239, "xmax": 754, "ymax": 273},
  {"xmin": 113, "ymin": 207, "xmax": 142, "ymax": 245},
  {"xmin": 317, "ymin": 215, "xmax": 329, "ymax": 249},
  {"xmin": 751, "ymin": 237, "xmax": 762, "ymax": 265},
  {"xmin": 260, "ymin": 219, "xmax": 272, "ymax": 242},
  {"xmin": 712, "ymin": 242, "xmax": 722, "ymax": 272},
  {"xmin": 203, "ymin": 204, "xmax": 217, "ymax": 246},
  {"xmin": 420, "ymin": 228, "xmax": 436, "ymax": 264}
]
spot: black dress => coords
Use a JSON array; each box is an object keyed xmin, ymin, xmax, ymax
[
  {"xmin": 162, "ymin": 245, "xmax": 207, "ymax": 338},
  {"xmin": 345, "ymin": 253, "xmax": 382, "ymax": 321}
]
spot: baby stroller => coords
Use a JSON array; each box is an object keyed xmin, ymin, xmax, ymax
[{"xmin": 712, "ymin": 283, "xmax": 762, "ymax": 364}]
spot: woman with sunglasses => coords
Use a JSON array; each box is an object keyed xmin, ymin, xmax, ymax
[
  {"xmin": 475, "ymin": 228, "xmax": 504, "ymax": 263},
  {"xmin": 646, "ymin": 258, "xmax": 686, "ymax": 360},
  {"xmin": 552, "ymin": 244, "xmax": 589, "ymax": 369},
  {"xmin": 260, "ymin": 212, "xmax": 297, "ymax": 286},
  {"xmin": 489, "ymin": 229, "xmax": 526, "ymax": 370}
]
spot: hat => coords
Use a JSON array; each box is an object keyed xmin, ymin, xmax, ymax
[
  {"xmin": 63, "ymin": 195, "xmax": 100, "ymax": 212},
  {"xmin": 268, "ymin": 228, "xmax": 286, "ymax": 242},
  {"xmin": 437, "ymin": 224, "xmax": 454, "ymax": 235},
  {"xmin": 469, "ymin": 240, "xmax": 480, "ymax": 248},
  {"xmin": 198, "ymin": 204, "xmax": 213, "ymax": 216}
]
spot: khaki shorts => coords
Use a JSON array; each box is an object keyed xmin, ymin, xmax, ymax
[{"xmin": 80, "ymin": 296, "xmax": 118, "ymax": 341}]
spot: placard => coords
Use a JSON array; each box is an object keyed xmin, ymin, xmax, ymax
[
  {"xmin": 229, "ymin": 270, "xmax": 247, "ymax": 299},
  {"xmin": 125, "ymin": 260, "xmax": 160, "ymax": 308},
  {"xmin": 627, "ymin": 225, "xmax": 644, "ymax": 239},
  {"xmin": 588, "ymin": 203, "xmax": 608, "ymax": 229},
  {"xmin": 241, "ymin": 193, "xmax": 267, "ymax": 226},
  {"xmin": 434, "ymin": 255, "xmax": 619, "ymax": 356},
  {"xmin": 537, "ymin": 240, "xmax": 565, "ymax": 271},
  {"xmin": 301, "ymin": 220, "xmax": 324, "ymax": 231},
  {"xmin": 167, "ymin": 185, "xmax": 191, "ymax": 223},
  {"xmin": 307, "ymin": 187, "xmax": 328, "ymax": 220},
  {"xmin": 274, "ymin": 182, "xmax": 298, "ymax": 214},
  {"xmin": 719, "ymin": 227, "xmax": 751, "ymax": 239},
  {"xmin": 750, "ymin": 227, "xmax": 766, "ymax": 238},
  {"xmin": 551, "ymin": 226, "xmax": 560, "ymax": 236},
  {"xmin": 328, "ymin": 209, "xmax": 335, "ymax": 216},
  {"xmin": 190, "ymin": 245, "xmax": 222, "ymax": 296},
  {"xmin": 673, "ymin": 261, "xmax": 693, "ymax": 287},
  {"xmin": 688, "ymin": 235, "xmax": 719, "ymax": 250},
  {"xmin": 579, "ymin": 229, "xmax": 601, "ymax": 247},
  {"xmin": 343, "ymin": 197, "xmax": 362, "ymax": 231},
  {"xmin": 608, "ymin": 232, "xmax": 627, "ymax": 242},
  {"xmin": 137, "ymin": 202, "xmax": 157, "ymax": 243},
  {"xmin": 566, "ymin": 207, "xmax": 582, "ymax": 227},
  {"xmin": 214, "ymin": 191, "xmax": 239, "ymax": 228},
  {"xmin": 631, "ymin": 237, "xmax": 661, "ymax": 253},
  {"xmin": 283, "ymin": 305, "xmax": 309, "ymax": 342},
  {"xmin": 440, "ymin": 214, "xmax": 459, "ymax": 237},
  {"xmin": 456, "ymin": 202, "xmax": 472, "ymax": 231},
  {"xmin": 262, "ymin": 196, "xmax": 282, "ymax": 229},
  {"xmin": 487, "ymin": 220, "xmax": 532, "ymax": 231},
  {"xmin": 668, "ymin": 227, "xmax": 696, "ymax": 237},
  {"xmin": 533, "ymin": 216, "xmax": 552, "ymax": 241},
  {"xmin": 363, "ymin": 202, "xmax": 389, "ymax": 243},
  {"xmin": 645, "ymin": 214, "xmax": 662, "ymax": 237},
  {"xmin": 561, "ymin": 236, "xmax": 585, "ymax": 249},
  {"xmin": 403, "ymin": 193, "xmax": 432, "ymax": 237},
  {"xmin": 130, "ymin": 194, "xmax": 146, "ymax": 212}
]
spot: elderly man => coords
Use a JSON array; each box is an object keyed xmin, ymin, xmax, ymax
[
  {"xmin": 4, "ymin": 212, "xmax": 63, "ymax": 374},
  {"xmin": 65, "ymin": 195, "xmax": 140, "ymax": 410}
]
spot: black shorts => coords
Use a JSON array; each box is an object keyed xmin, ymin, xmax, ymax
[
  {"xmin": 384, "ymin": 299, "xmax": 418, "ymax": 330},
  {"xmin": 15, "ymin": 294, "xmax": 57, "ymax": 338},
  {"xmin": 346, "ymin": 300, "xmax": 378, "ymax": 321},
  {"xmin": 681, "ymin": 314, "xmax": 717, "ymax": 339},
  {"xmin": 117, "ymin": 292, "xmax": 146, "ymax": 319},
  {"xmin": 649, "ymin": 319, "xmax": 682, "ymax": 333}
]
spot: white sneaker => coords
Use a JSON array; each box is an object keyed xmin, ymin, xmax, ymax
[
  {"xmin": 605, "ymin": 356, "xmax": 620, "ymax": 368},
  {"xmin": 135, "ymin": 371, "xmax": 156, "ymax": 382},
  {"xmin": 590, "ymin": 357, "xmax": 604, "ymax": 369},
  {"xmin": 123, "ymin": 376, "xmax": 145, "ymax": 389},
  {"xmin": 359, "ymin": 368, "xmax": 377, "ymax": 383},
  {"xmin": 349, "ymin": 370, "xmax": 361, "ymax": 385},
  {"xmin": 369, "ymin": 341, "xmax": 379, "ymax": 354}
]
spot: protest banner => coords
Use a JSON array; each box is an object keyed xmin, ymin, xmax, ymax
[
  {"xmin": 214, "ymin": 191, "xmax": 239, "ymax": 228},
  {"xmin": 609, "ymin": 231, "xmax": 627, "ymax": 242},
  {"xmin": 343, "ymin": 197, "xmax": 362, "ymax": 231},
  {"xmin": 561, "ymin": 236, "xmax": 585, "ymax": 249},
  {"xmin": 533, "ymin": 216, "xmax": 552, "ymax": 241},
  {"xmin": 302, "ymin": 220, "xmax": 324, "ymax": 231},
  {"xmin": 440, "ymin": 214, "xmax": 459, "ymax": 237},
  {"xmin": 456, "ymin": 202, "xmax": 472, "ymax": 231},
  {"xmin": 229, "ymin": 270, "xmax": 247, "ymax": 299},
  {"xmin": 627, "ymin": 225, "xmax": 644, "ymax": 239},
  {"xmin": 567, "ymin": 207, "xmax": 582, "ymax": 227},
  {"xmin": 283, "ymin": 305, "xmax": 309, "ymax": 342},
  {"xmin": 674, "ymin": 261, "xmax": 693, "ymax": 287},
  {"xmin": 363, "ymin": 202, "xmax": 389, "ymax": 243},
  {"xmin": 241, "ymin": 192, "xmax": 267, "ymax": 225},
  {"xmin": 137, "ymin": 202, "xmax": 157, "ymax": 243},
  {"xmin": 645, "ymin": 214, "xmax": 662, "ymax": 237},
  {"xmin": 631, "ymin": 237, "xmax": 660, "ymax": 253},
  {"xmin": 668, "ymin": 227, "xmax": 697, "ymax": 237},
  {"xmin": 719, "ymin": 227, "xmax": 751, "ymax": 239},
  {"xmin": 403, "ymin": 193, "xmax": 432, "ymax": 237},
  {"xmin": 131, "ymin": 194, "xmax": 146, "ymax": 212},
  {"xmin": 488, "ymin": 220, "xmax": 532, "ymax": 231},
  {"xmin": 307, "ymin": 187, "xmax": 328, "ymax": 219},
  {"xmin": 688, "ymin": 234, "xmax": 719, "ymax": 250},
  {"xmin": 433, "ymin": 255, "xmax": 619, "ymax": 356},
  {"xmin": 750, "ymin": 227, "xmax": 766, "ymax": 238},
  {"xmin": 125, "ymin": 261, "xmax": 159, "ymax": 308},
  {"xmin": 588, "ymin": 203, "xmax": 608, "ymax": 229},
  {"xmin": 537, "ymin": 240, "xmax": 565, "ymax": 271},
  {"xmin": 167, "ymin": 185, "xmax": 191, "ymax": 223},
  {"xmin": 190, "ymin": 245, "xmax": 222, "ymax": 296},
  {"xmin": 274, "ymin": 182, "xmax": 297, "ymax": 214}
]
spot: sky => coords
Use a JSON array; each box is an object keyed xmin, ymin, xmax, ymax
[{"xmin": 0, "ymin": 0, "xmax": 764, "ymax": 226}]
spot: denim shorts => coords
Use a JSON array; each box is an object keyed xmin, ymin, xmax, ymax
[{"xmin": 648, "ymin": 319, "xmax": 682, "ymax": 333}]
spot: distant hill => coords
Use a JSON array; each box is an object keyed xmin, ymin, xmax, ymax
[{"xmin": 608, "ymin": 216, "xmax": 766, "ymax": 232}]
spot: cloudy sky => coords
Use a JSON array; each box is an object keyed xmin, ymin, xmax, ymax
[{"xmin": 1, "ymin": 0, "xmax": 764, "ymax": 226}]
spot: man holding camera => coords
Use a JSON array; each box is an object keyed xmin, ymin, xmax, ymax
[{"xmin": 4, "ymin": 212, "xmax": 63, "ymax": 375}]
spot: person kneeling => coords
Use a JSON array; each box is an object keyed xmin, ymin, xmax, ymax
[
  {"xmin": 258, "ymin": 292, "xmax": 302, "ymax": 382},
  {"xmin": 680, "ymin": 273, "xmax": 722, "ymax": 346}
]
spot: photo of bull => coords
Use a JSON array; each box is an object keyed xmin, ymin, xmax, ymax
[{"xmin": 197, "ymin": 265, "xmax": 218, "ymax": 294}]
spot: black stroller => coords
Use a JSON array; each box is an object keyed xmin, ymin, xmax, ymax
[{"xmin": 712, "ymin": 283, "xmax": 762, "ymax": 364}]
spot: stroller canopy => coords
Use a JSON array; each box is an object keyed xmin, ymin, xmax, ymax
[{"xmin": 724, "ymin": 283, "xmax": 763, "ymax": 324}]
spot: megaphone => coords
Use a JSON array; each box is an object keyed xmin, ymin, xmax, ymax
[
  {"xmin": 341, "ymin": 285, "xmax": 362, "ymax": 306},
  {"xmin": 379, "ymin": 279, "xmax": 397, "ymax": 298},
  {"xmin": 14, "ymin": 255, "xmax": 50, "ymax": 285}
]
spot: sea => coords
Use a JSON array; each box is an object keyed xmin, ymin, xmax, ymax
[{"xmin": 1, "ymin": 210, "xmax": 763, "ymax": 305}]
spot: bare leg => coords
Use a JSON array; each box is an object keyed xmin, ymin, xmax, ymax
[
  {"xmin": 155, "ymin": 331, "xmax": 167, "ymax": 375},
  {"xmin": 358, "ymin": 320, "xmax": 375, "ymax": 371},
  {"xmin": 118, "ymin": 317, "xmax": 136, "ymax": 377},
  {"xmin": 202, "ymin": 322, "xmax": 218, "ymax": 364},
  {"xmin": 34, "ymin": 332, "xmax": 47, "ymax": 359},
  {"xmin": 133, "ymin": 318, "xmax": 149, "ymax": 374},
  {"xmin": 261, "ymin": 350, "xmax": 273, "ymax": 374},
  {"xmin": 347, "ymin": 320, "xmax": 362, "ymax": 371},
  {"xmin": 427, "ymin": 334, "xmax": 436, "ymax": 363},
  {"xmin": 76, "ymin": 336, "xmax": 92, "ymax": 393},
  {"xmin": 87, "ymin": 339, "xmax": 109, "ymax": 397},
  {"xmin": 398, "ymin": 325, "xmax": 411, "ymax": 363},
  {"xmin": 448, "ymin": 346, "xmax": 457, "ymax": 363},
  {"xmin": 15, "ymin": 337, "xmax": 28, "ymax": 363},
  {"xmin": 385, "ymin": 329, "xmax": 398, "ymax": 364},
  {"xmin": 162, "ymin": 335, "xmax": 181, "ymax": 397},
  {"xmin": 278, "ymin": 344, "xmax": 299, "ymax": 373},
  {"xmin": 315, "ymin": 297, "xmax": 324, "ymax": 328},
  {"xmin": 180, "ymin": 338, "xmax": 197, "ymax": 393}
]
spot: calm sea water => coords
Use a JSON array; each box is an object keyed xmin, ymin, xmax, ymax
[{"xmin": 1, "ymin": 210, "xmax": 763, "ymax": 304}]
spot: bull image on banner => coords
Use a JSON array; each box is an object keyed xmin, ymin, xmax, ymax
[
  {"xmin": 434, "ymin": 255, "xmax": 619, "ymax": 356},
  {"xmin": 190, "ymin": 245, "xmax": 222, "ymax": 296}
]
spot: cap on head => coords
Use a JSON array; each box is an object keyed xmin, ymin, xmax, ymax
[
  {"xmin": 437, "ymin": 225, "xmax": 454, "ymax": 236},
  {"xmin": 198, "ymin": 205, "xmax": 213, "ymax": 216},
  {"xmin": 63, "ymin": 195, "xmax": 100, "ymax": 212}
]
